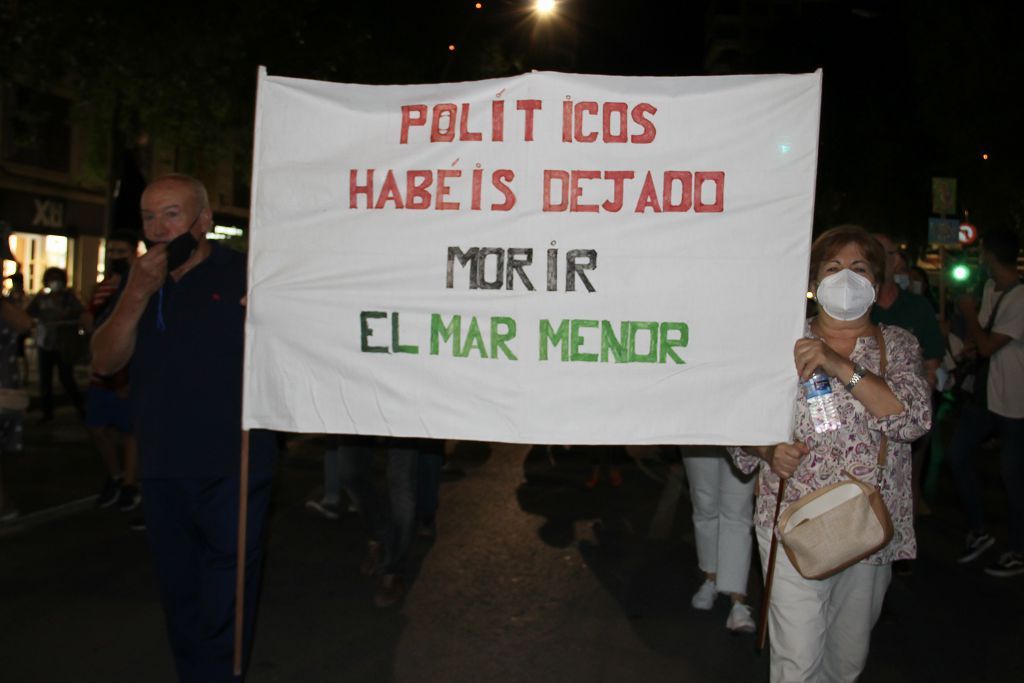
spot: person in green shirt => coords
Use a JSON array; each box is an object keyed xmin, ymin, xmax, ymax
[
  {"xmin": 871, "ymin": 234, "xmax": 944, "ymax": 544},
  {"xmin": 871, "ymin": 235, "xmax": 944, "ymax": 387}
]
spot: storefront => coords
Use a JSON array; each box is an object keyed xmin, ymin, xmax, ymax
[
  {"xmin": 0, "ymin": 187, "xmax": 105, "ymax": 297},
  {"xmin": 207, "ymin": 215, "xmax": 249, "ymax": 251}
]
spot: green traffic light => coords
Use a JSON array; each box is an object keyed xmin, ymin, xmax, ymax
[{"xmin": 952, "ymin": 264, "xmax": 971, "ymax": 282}]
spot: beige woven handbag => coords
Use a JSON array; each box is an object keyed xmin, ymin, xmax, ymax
[
  {"xmin": 777, "ymin": 461, "xmax": 894, "ymax": 580},
  {"xmin": 776, "ymin": 327, "xmax": 894, "ymax": 581}
]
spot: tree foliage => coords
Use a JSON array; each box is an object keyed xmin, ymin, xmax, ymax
[{"xmin": 0, "ymin": 1, "xmax": 519, "ymax": 169}]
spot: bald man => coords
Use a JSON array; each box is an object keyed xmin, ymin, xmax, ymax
[{"xmin": 93, "ymin": 174, "xmax": 276, "ymax": 682}]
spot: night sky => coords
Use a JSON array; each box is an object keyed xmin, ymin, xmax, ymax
[{"xmin": 252, "ymin": 0, "xmax": 1021, "ymax": 245}]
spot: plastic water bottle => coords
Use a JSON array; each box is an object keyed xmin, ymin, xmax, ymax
[{"xmin": 802, "ymin": 370, "xmax": 841, "ymax": 433}]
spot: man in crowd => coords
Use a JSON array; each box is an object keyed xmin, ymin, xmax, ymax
[
  {"xmin": 949, "ymin": 228, "xmax": 1024, "ymax": 577},
  {"xmin": 84, "ymin": 230, "xmax": 141, "ymax": 512},
  {"xmin": 871, "ymin": 234, "xmax": 944, "ymax": 546},
  {"xmin": 871, "ymin": 234, "xmax": 944, "ymax": 390},
  {"xmin": 337, "ymin": 436, "xmax": 442, "ymax": 607},
  {"xmin": 92, "ymin": 174, "xmax": 277, "ymax": 680}
]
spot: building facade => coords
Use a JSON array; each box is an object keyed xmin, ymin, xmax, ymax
[{"xmin": 0, "ymin": 83, "xmax": 252, "ymax": 301}]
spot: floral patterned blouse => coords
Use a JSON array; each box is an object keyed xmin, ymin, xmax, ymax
[{"xmin": 729, "ymin": 321, "xmax": 932, "ymax": 564}]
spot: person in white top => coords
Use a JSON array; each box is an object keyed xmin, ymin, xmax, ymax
[
  {"xmin": 949, "ymin": 228, "xmax": 1024, "ymax": 577},
  {"xmin": 681, "ymin": 445, "xmax": 757, "ymax": 634}
]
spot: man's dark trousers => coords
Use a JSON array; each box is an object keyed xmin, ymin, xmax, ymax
[{"xmin": 144, "ymin": 474, "xmax": 273, "ymax": 682}]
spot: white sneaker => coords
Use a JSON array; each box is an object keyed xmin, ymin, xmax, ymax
[
  {"xmin": 726, "ymin": 602, "xmax": 756, "ymax": 633},
  {"xmin": 304, "ymin": 498, "xmax": 340, "ymax": 520},
  {"xmin": 691, "ymin": 579, "xmax": 718, "ymax": 610}
]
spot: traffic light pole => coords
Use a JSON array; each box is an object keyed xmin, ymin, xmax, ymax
[{"xmin": 938, "ymin": 245, "xmax": 946, "ymax": 324}]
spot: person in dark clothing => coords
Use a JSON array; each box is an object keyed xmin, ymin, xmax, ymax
[
  {"xmin": 0, "ymin": 296, "xmax": 34, "ymax": 521},
  {"xmin": 336, "ymin": 436, "xmax": 442, "ymax": 607},
  {"xmin": 85, "ymin": 230, "xmax": 141, "ymax": 512},
  {"xmin": 948, "ymin": 229, "xmax": 1024, "ymax": 576},
  {"xmin": 26, "ymin": 267, "xmax": 85, "ymax": 420},
  {"xmin": 92, "ymin": 174, "xmax": 276, "ymax": 681}
]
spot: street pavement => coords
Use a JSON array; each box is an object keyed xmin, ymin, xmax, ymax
[{"xmin": 2, "ymin": 406, "xmax": 1024, "ymax": 682}]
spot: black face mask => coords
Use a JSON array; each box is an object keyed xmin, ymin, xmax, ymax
[
  {"xmin": 109, "ymin": 258, "xmax": 130, "ymax": 276},
  {"xmin": 165, "ymin": 230, "xmax": 199, "ymax": 272}
]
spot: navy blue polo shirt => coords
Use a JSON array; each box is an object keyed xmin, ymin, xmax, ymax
[{"xmin": 132, "ymin": 244, "xmax": 276, "ymax": 479}]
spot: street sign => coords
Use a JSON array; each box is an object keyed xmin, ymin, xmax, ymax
[
  {"xmin": 932, "ymin": 177, "xmax": 957, "ymax": 215},
  {"xmin": 928, "ymin": 217, "xmax": 960, "ymax": 245},
  {"xmin": 959, "ymin": 222, "xmax": 978, "ymax": 246}
]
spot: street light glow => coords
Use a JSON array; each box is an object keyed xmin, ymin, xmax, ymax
[{"xmin": 534, "ymin": 0, "xmax": 556, "ymax": 16}]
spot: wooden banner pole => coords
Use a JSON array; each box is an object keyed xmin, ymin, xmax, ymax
[
  {"xmin": 233, "ymin": 429, "xmax": 251, "ymax": 676},
  {"xmin": 757, "ymin": 478, "xmax": 787, "ymax": 652}
]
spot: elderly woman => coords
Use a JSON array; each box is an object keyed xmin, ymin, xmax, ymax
[{"xmin": 731, "ymin": 225, "xmax": 931, "ymax": 682}]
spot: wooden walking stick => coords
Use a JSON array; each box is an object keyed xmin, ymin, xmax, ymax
[
  {"xmin": 757, "ymin": 475, "xmax": 787, "ymax": 652},
  {"xmin": 234, "ymin": 429, "xmax": 251, "ymax": 676}
]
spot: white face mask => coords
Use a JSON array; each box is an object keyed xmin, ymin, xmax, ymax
[
  {"xmin": 893, "ymin": 273, "xmax": 910, "ymax": 290},
  {"xmin": 815, "ymin": 269, "xmax": 876, "ymax": 321}
]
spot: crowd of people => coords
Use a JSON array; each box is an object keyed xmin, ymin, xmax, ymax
[
  {"xmin": 0, "ymin": 173, "xmax": 1021, "ymax": 683},
  {"xmin": 0, "ymin": 232, "xmax": 143, "ymax": 526}
]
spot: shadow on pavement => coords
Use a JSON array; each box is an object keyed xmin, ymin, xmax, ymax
[
  {"xmin": 248, "ymin": 437, "xmax": 418, "ymax": 683},
  {"xmin": 515, "ymin": 443, "xmax": 771, "ymax": 678}
]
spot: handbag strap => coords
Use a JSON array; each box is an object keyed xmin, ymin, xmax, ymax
[{"xmin": 873, "ymin": 326, "xmax": 889, "ymax": 470}]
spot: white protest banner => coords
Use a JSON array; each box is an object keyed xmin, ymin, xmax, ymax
[{"xmin": 244, "ymin": 68, "xmax": 821, "ymax": 445}]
